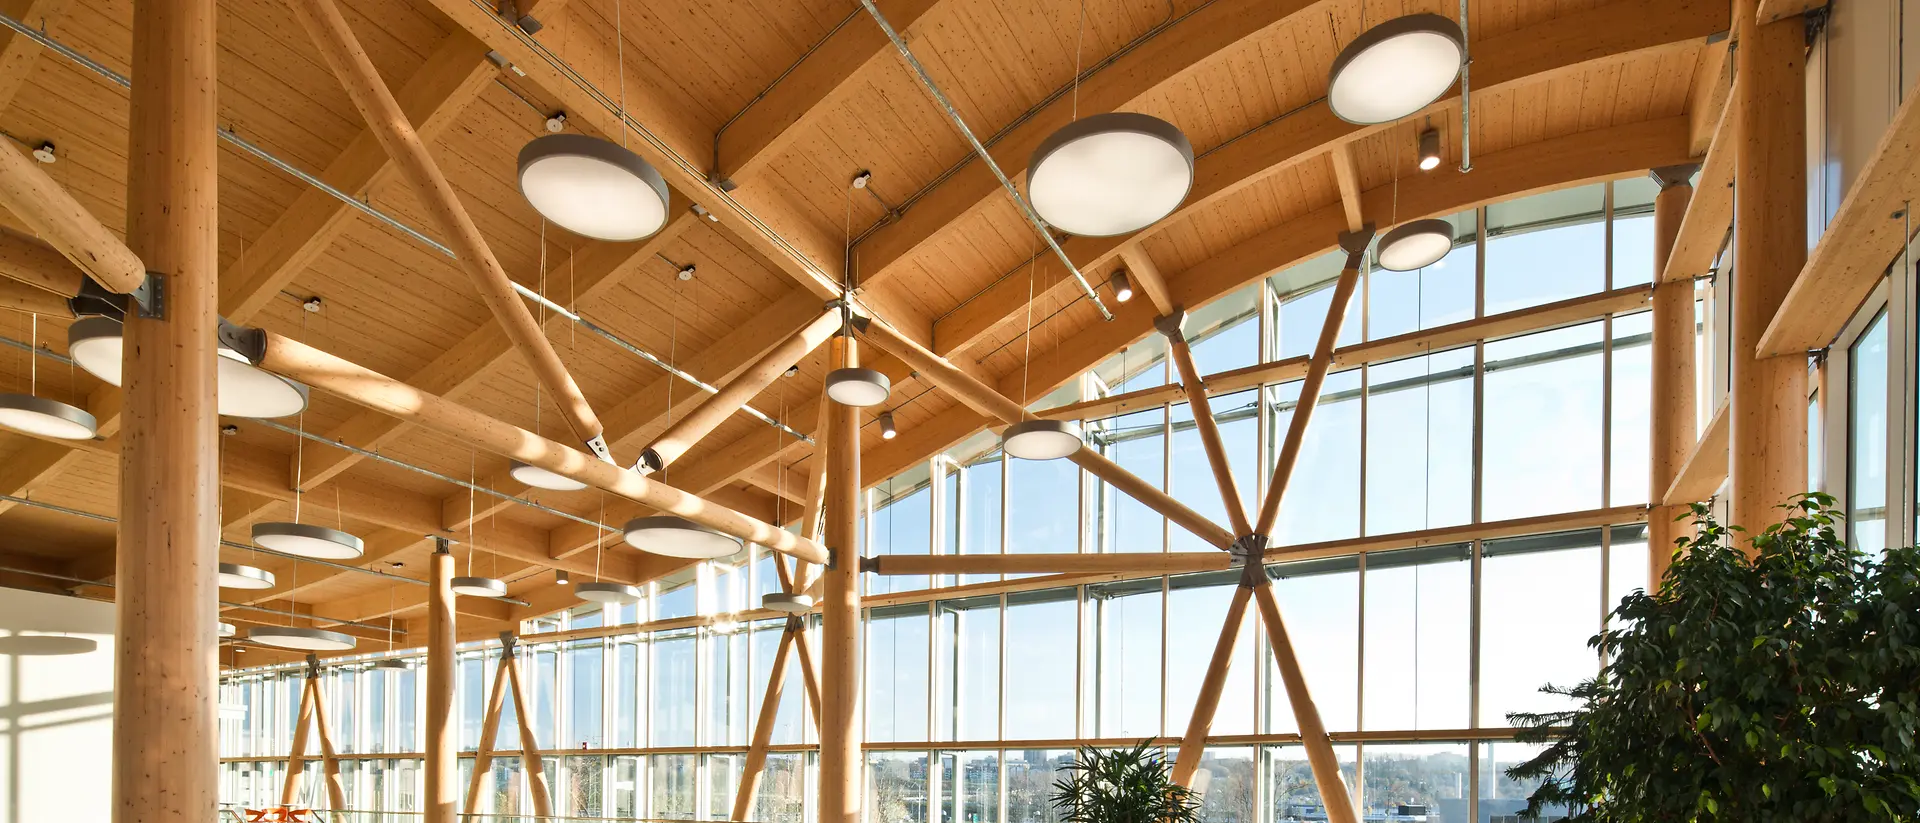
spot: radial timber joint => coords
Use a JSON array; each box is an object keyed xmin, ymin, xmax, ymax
[
  {"xmin": 304, "ymin": 654, "xmax": 323, "ymax": 679},
  {"xmin": 69, "ymin": 271, "xmax": 163, "ymax": 319},
  {"xmin": 498, "ymin": 631, "xmax": 518, "ymax": 655},
  {"xmin": 1337, "ymin": 223, "xmax": 1377, "ymax": 265},
  {"xmin": 1229, "ymin": 533, "xmax": 1268, "ymax": 572},
  {"xmin": 1153, "ymin": 308, "xmax": 1189, "ymax": 343}
]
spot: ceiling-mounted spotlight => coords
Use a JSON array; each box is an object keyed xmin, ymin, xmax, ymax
[
  {"xmin": 518, "ymin": 133, "xmax": 671, "ymax": 241},
  {"xmin": 0, "ymin": 393, "xmax": 97, "ymax": 440},
  {"xmin": 555, "ymin": 569, "xmax": 570, "ymax": 585},
  {"xmin": 825, "ymin": 365, "xmax": 890, "ymax": 407},
  {"xmin": 878, "ymin": 411, "xmax": 897, "ymax": 440},
  {"xmin": 1327, "ymin": 14, "xmax": 1467, "ymax": 125},
  {"xmin": 1001, "ymin": 419, "xmax": 1084, "ymax": 461},
  {"xmin": 763, "ymin": 592, "xmax": 815, "ymax": 614},
  {"xmin": 253, "ymin": 522, "xmax": 364, "ymax": 561},
  {"xmin": 1376, "ymin": 219, "xmax": 1456, "ymax": 272},
  {"xmin": 576, "ymin": 581, "xmax": 642, "ymax": 603},
  {"xmin": 1029, "ymin": 112, "xmax": 1194, "ymax": 237},
  {"xmin": 217, "ymin": 562, "xmax": 276, "ymax": 590},
  {"xmin": 509, "ymin": 459, "xmax": 588, "ymax": 492},
  {"xmin": 622, "ymin": 515, "xmax": 743, "ymax": 559},
  {"xmin": 248, "ymin": 625, "xmax": 356, "ymax": 652},
  {"xmin": 219, "ymin": 622, "xmax": 237, "ymax": 638},
  {"xmin": 451, "ymin": 576, "xmax": 508, "ymax": 598},
  {"xmin": 1417, "ymin": 127, "xmax": 1442, "ymax": 171},
  {"xmin": 67, "ymin": 317, "xmax": 310, "ymax": 419},
  {"xmin": 1110, "ymin": 269, "xmax": 1134, "ymax": 303}
]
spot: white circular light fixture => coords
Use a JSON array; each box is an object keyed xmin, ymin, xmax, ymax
[
  {"xmin": 576, "ymin": 581, "xmax": 642, "ymax": 603},
  {"xmin": 67, "ymin": 317, "xmax": 309, "ymax": 418},
  {"xmin": 622, "ymin": 515, "xmax": 743, "ymax": 559},
  {"xmin": 518, "ymin": 134, "xmax": 671, "ymax": 241},
  {"xmin": 763, "ymin": 592, "xmax": 815, "ymax": 614},
  {"xmin": 1001, "ymin": 419, "xmax": 1084, "ymax": 461},
  {"xmin": 248, "ymin": 625, "xmax": 356, "ymax": 651},
  {"xmin": 1376, "ymin": 219, "xmax": 1456, "ymax": 272},
  {"xmin": 219, "ymin": 622, "xmax": 237, "ymax": 638},
  {"xmin": 373, "ymin": 658, "xmax": 412, "ymax": 670},
  {"xmin": 0, "ymin": 634, "xmax": 98, "ymax": 656},
  {"xmin": 253, "ymin": 522, "xmax": 364, "ymax": 560},
  {"xmin": 824, "ymin": 367, "xmax": 890, "ymax": 407},
  {"xmin": 0, "ymin": 393, "xmax": 97, "ymax": 440},
  {"xmin": 1028, "ymin": 112, "xmax": 1194, "ymax": 237},
  {"xmin": 1326, "ymin": 14, "xmax": 1467, "ymax": 125},
  {"xmin": 451, "ymin": 576, "xmax": 508, "ymax": 598},
  {"xmin": 510, "ymin": 460, "xmax": 589, "ymax": 492},
  {"xmin": 218, "ymin": 562, "xmax": 276, "ymax": 590}
]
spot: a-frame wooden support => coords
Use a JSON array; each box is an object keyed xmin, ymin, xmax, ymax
[
  {"xmin": 462, "ymin": 632, "xmax": 554, "ymax": 818},
  {"xmin": 731, "ymin": 527, "xmax": 827, "ymax": 819},
  {"xmin": 279, "ymin": 655, "xmax": 348, "ymax": 811}
]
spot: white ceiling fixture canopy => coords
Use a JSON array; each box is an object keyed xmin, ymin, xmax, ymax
[
  {"xmin": 1326, "ymin": 13, "xmax": 1467, "ymax": 125},
  {"xmin": 518, "ymin": 133, "xmax": 672, "ymax": 242},
  {"xmin": 1028, "ymin": 112, "xmax": 1194, "ymax": 237}
]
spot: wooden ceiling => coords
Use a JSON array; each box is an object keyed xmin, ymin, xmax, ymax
[{"xmin": 0, "ymin": 0, "xmax": 1726, "ymax": 662}]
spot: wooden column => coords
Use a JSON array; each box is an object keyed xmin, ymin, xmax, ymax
[
  {"xmin": 1252, "ymin": 577, "xmax": 1358, "ymax": 823},
  {"xmin": 425, "ymin": 540, "xmax": 457, "ymax": 823},
  {"xmin": 113, "ymin": 2, "xmax": 221, "ymax": 821},
  {"xmin": 731, "ymin": 619, "xmax": 800, "ymax": 820},
  {"xmin": 1648, "ymin": 169, "xmax": 1699, "ymax": 584},
  {"xmin": 462, "ymin": 653, "xmax": 512, "ymax": 812},
  {"xmin": 819, "ymin": 334, "xmax": 865, "ymax": 823},
  {"xmin": 503, "ymin": 642, "xmax": 555, "ymax": 819},
  {"xmin": 305, "ymin": 664, "xmax": 349, "ymax": 811},
  {"xmin": 279, "ymin": 678, "xmax": 316, "ymax": 806},
  {"xmin": 1170, "ymin": 581, "xmax": 1253, "ymax": 785},
  {"xmin": 1727, "ymin": 0, "xmax": 1808, "ymax": 540}
]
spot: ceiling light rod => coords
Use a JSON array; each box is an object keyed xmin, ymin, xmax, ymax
[
  {"xmin": 853, "ymin": 0, "xmax": 1113, "ymax": 322},
  {"xmin": 0, "ymin": 562, "xmax": 407, "ymax": 634}
]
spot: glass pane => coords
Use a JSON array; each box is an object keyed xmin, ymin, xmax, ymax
[
  {"xmin": 935, "ymin": 598, "xmax": 1001, "ymax": 741},
  {"xmin": 1360, "ymin": 743, "xmax": 1470, "ymax": 823},
  {"xmin": 868, "ymin": 606, "xmax": 931, "ymax": 742},
  {"xmin": 1091, "ymin": 404, "xmax": 1167, "ymax": 554},
  {"xmin": 565, "ymin": 641, "xmax": 602, "ymax": 748},
  {"xmin": 560, "ymin": 755, "xmax": 603, "ymax": 816},
  {"xmin": 1851, "ymin": 310, "xmax": 1889, "ymax": 553},
  {"xmin": 1264, "ymin": 560, "xmax": 1358, "ymax": 734},
  {"xmin": 1365, "ymin": 350, "xmax": 1474, "ymax": 534},
  {"xmin": 1367, "ymin": 216, "xmax": 1477, "ymax": 341},
  {"xmin": 752, "ymin": 621, "xmax": 807, "ymax": 745},
  {"xmin": 753, "ymin": 752, "xmax": 808, "ymax": 823},
  {"xmin": 1171, "ymin": 388, "xmax": 1260, "ymax": 552},
  {"xmin": 1478, "ymin": 531, "xmax": 1603, "ymax": 726},
  {"xmin": 1005, "ymin": 589, "xmax": 1077, "ymax": 740},
  {"xmin": 873, "ymin": 482, "xmax": 933, "ymax": 594},
  {"xmin": 1005, "ymin": 750, "xmax": 1072, "ymax": 823},
  {"xmin": 1165, "ymin": 576, "xmax": 1255, "ymax": 737},
  {"xmin": 651, "ymin": 753, "xmax": 696, "ymax": 820},
  {"xmin": 1089, "ymin": 579, "xmax": 1162, "ymax": 737},
  {"xmin": 1485, "ymin": 184, "xmax": 1607, "ymax": 313},
  {"xmin": 1262, "ymin": 744, "xmax": 1357, "ymax": 821},
  {"xmin": 706, "ymin": 624, "xmax": 750, "ymax": 746},
  {"xmin": 1479, "ymin": 741, "xmax": 1567, "ymax": 819},
  {"xmin": 869, "ymin": 751, "xmax": 931, "ymax": 823},
  {"xmin": 1610, "ymin": 311, "xmax": 1653, "ymax": 506},
  {"xmin": 939, "ymin": 750, "xmax": 1000, "ymax": 823},
  {"xmin": 651, "ymin": 632, "xmax": 696, "ymax": 746},
  {"xmin": 1268, "ymin": 370, "xmax": 1362, "ymax": 546},
  {"xmin": 1192, "ymin": 746, "xmax": 1255, "ymax": 823},
  {"xmin": 1482, "ymin": 323, "xmax": 1606, "ymax": 520},
  {"xmin": 1362, "ymin": 545, "xmax": 1471, "ymax": 731},
  {"xmin": 1008, "ymin": 449, "xmax": 1080, "ymax": 554}
]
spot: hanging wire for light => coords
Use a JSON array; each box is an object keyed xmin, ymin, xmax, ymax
[
  {"xmin": 67, "ymin": 316, "xmax": 309, "ymax": 418},
  {"xmin": 0, "ymin": 314, "xmax": 96, "ymax": 439},
  {"xmin": 1326, "ymin": 14, "xmax": 1467, "ymax": 125},
  {"xmin": 248, "ymin": 625, "xmax": 356, "ymax": 651},
  {"xmin": 218, "ymin": 562, "xmax": 275, "ymax": 590},
  {"xmin": 1376, "ymin": 219, "xmax": 1456, "ymax": 271},
  {"xmin": 1028, "ymin": 112, "xmax": 1193, "ymax": 237},
  {"xmin": 623, "ymin": 515, "xmax": 743, "ymax": 559}
]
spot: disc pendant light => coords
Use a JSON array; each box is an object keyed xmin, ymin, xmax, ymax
[
  {"xmin": 623, "ymin": 515, "xmax": 742, "ymax": 559},
  {"xmin": 1002, "ymin": 419, "xmax": 1085, "ymax": 461},
  {"xmin": 1028, "ymin": 112, "xmax": 1194, "ymax": 237},
  {"xmin": 67, "ymin": 316, "xmax": 309, "ymax": 418},
  {"xmin": 248, "ymin": 625, "xmax": 356, "ymax": 652},
  {"xmin": 824, "ymin": 364, "xmax": 890, "ymax": 407},
  {"xmin": 763, "ymin": 592, "xmax": 814, "ymax": 614},
  {"xmin": 218, "ymin": 562, "xmax": 276, "ymax": 590},
  {"xmin": 577, "ymin": 581, "xmax": 642, "ymax": 603},
  {"xmin": 1327, "ymin": 14, "xmax": 1467, "ymax": 125},
  {"xmin": 0, "ymin": 315, "xmax": 96, "ymax": 440},
  {"xmin": 453, "ymin": 458, "xmax": 507, "ymax": 597},
  {"xmin": 451, "ymin": 576, "xmax": 508, "ymax": 598},
  {"xmin": 510, "ymin": 459, "xmax": 588, "ymax": 491},
  {"xmin": 219, "ymin": 622, "xmax": 238, "ymax": 638},
  {"xmin": 1375, "ymin": 219, "xmax": 1456, "ymax": 271},
  {"xmin": 253, "ymin": 418, "xmax": 363, "ymax": 560}
]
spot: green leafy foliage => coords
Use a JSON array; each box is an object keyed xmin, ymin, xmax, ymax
[
  {"xmin": 1050, "ymin": 740, "xmax": 1202, "ymax": 823},
  {"xmin": 1506, "ymin": 494, "xmax": 1920, "ymax": 821}
]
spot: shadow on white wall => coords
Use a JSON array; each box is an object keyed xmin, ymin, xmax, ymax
[{"xmin": 0, "ymin": 586, "xmax": 114, "ymax": 823}]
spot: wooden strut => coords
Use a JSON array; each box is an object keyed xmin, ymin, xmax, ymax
[
  {"xmin": 642, "ymin": 308, "xmax": 842, "ymax": 473},
  {"xmin": 284, "ymin": 0, "xmax": 611, "ymax": 458},
  {"xmin": 730, "ymin": 618, "xmax": 800, "ymax": 821},
  {"xmin": 1170, "ymin": 581, "xmax": 1254, "ymax": 785},
  {"xmin": 279, "ymin": 674, "xmax": 315, "ymax": 806},
  {"xmin": 0, "ymin": 137, "xmax": 145, "ymax": 294},
  {"xmin": 502, "ymin": 640, "xmax": 556, "ymax": 819},
  {"xmin": 279, "ymin": 663, "xmax": 346, "ymax": 810},
  {"xmin": 462, "ymin": 650, "xmax": 513, "ymax": 812},
  {"xmin": 305, "ymin": 666, "xmax": 349, "ymax": 811}
]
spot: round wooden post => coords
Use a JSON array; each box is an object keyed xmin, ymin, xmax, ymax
[
  {"xmin": 113, "ymin": 2, "xmax": 220, "ymax": 821},
  {"xmin": 1648, "ymin": 171, "xmax": 1698, "ymax": 584},
  {"xmin": 425, "ymin": 540, "xmax": 457, "ymax": 823},
  {"xmin": 1728, "ymin": 0, "xmax": 1808, "ymax": 541},
  {"xmin": 819, "ymin": 333, "xmax": 865, "ymax": 823}
]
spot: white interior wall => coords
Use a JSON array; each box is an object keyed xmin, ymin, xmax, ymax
[{"xmin": 0, "ymin": 586, "xmax": 115, "ymax": 823}]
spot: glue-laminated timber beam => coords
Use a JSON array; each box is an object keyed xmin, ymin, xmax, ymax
[
  {"xmin": 1329, "ymin": 145, "xmax": 1366, "ymax": 233},
  {"xmin": 1252, "ymin": 576, "xmax": 1359, "ymax": 823},
  {"xmin": 115, "ymin": 2, "xmax": 220, "ymax": 820},
  {"xmin": 289, "ymin": 0, "xmax": 609, "ymax": 456},
  {"xmin": 0, "ymin": 226, "xmax": 84, "ymax": 298},
  {"xmin": 1648, "ymin": 172, "xmax": 1698, "ymax": 580},
  {"xmin": 820, "ymin": 334, "xmax": 863, "ymax": 823},
  {"xmin": 0, "ymin": 141, "xmax": 144, "ymax": 295},
  {"xmin": 928, "ymin": 0, "xmax": 1724, "ymax": 357},
  {"xmin": 1661, "ymin": 105, "xmax": 1734, "ymax": 284},
  {"xmin": 870, "ymin": 551, "xmax": 1229, "ymax": 576},
  {"xmin": 641, "ymin": 308, "xmax": 840, "ymax": 473},
  {"xmin": 281, "ymin": 676, "xmax": 316, "ymax": 805},
  {"xmin": 1758, "ymin": 82, "xmax": 1920, "ymax": 356},
  {"xmin": 1171, "ymin": 582, "xmax": 1253, "ymax": 785},
  {"xmin": 0, "ymin": 0, "xmax": 67, "ymax": 112},
  {"xmin": 0, "ymin": 275, "xmax": 67, "ymax": 315},
  {"xmin": 307, "ymin": 670, "xmax": 349, "ymax": 810},
  {"xmin": 1664, "ymin": 399, "xmax": 1730, "ymax": 507},
  {"xmin": 1135, "ymin": 246, "xmax": 1251, "ymax": 536},
  {"xmin": 462, "ymin": 652, "xmax": 511, "ymax": 812},
  {"xmin": 732, "ymin": 619, "xmax": 800, "ymax": 820},
  {"xmin": 425, "ymin": 544, "xmax": 456, "ymax": 823},
  {"xmin": 1755, "ymin": 0, "xmax": 1825, "ymax": 24},
  {"xmin": 1253, "ymin": 233, "xmax": 1368, "ymax": 538},
  {"xmin": 859, "ymin": 317, "xmax": 1236, "ymax": 551},
  {"xmin": 256, "ymin": 331, "xmax": 829, "ymax": 565}
]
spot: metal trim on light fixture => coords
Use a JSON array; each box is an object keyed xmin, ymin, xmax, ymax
[
  {"xmin": 218, "ymin": 562, "xmax": 276, "ymax": 590},
  {"xmin": 1326, "ymin": 14, "xmax": 1467, "ymax": 125},
  {"xmin": 253, "ymin": 522, "xmax": 365, "ymax": 561},
  {"xmin": 576, "ymin": 581, "xmax": 642, "ymax": 603},
  {"xmin": 1375, "ymin": 218, "xmax": 1456, "ymax": 272},
  {"xmin": 451, "ymin": 576, "xmax": 508, "ymax": 598},
  {"xmin": 247, "ymin": 625, "xmax": 357, "ymax": 651},
  {"xmin": 67, "ymin": 316, "xmax": 310, "ymax": 418},
  {"xmin": 763, "ymin": 592, "xmax": 815, "ymax": 614},
  {"xmin": 622, "ymin": 515, "xmax": 744, "ymax": 559},
  {"xmin": 219, "ymin": 622, "xmax": 238, "ymax": 638},
  {"xmin": 0, "ymin": 393, "xmax": 97, "ymax": 440},
  {"xmin": 824, "ymin": 367, "xmax": 891, "ymax": 407},
  {"xmin": 510, "ymin": 459, "xmax": 589, "ymax": 491},
  {"xmin": 1001, "ymin": 419, "xmax": 1084, "ymax": 461},
  {"xmin": 1028, "ymin": 112, "xmax": 1195, "ymax": 237},
  {"xmin": 517, "ymin": 133, "xmax": 671, "ymax": 241}
]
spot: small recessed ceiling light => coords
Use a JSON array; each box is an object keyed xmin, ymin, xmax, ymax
[
  {"xmin": 248, "ymin": 626, "xmax": 356, "ymax": 652},
  {"xmin": 1001, "ymin": 419, "xmax": 1083, "ymax": 461},
  {"xmin": 825, "ymin": 366, "xmax": 891, "ymax": 407},
  {"xmin": 0, "ymin": 394, "xmax": 97, "ymax": 440},
  {"xmin": 1029, "ymin": 113, "xmax": 1194, "ymax": 237},
  {"xmin": 253, "ymin": 522, "xmax": 364, "ymax": 561},
  {"xmin": 518, "ymin": 134, "xmax": 670, "ymax": 241},
  {"xmin": 217, "ymin": 562, "xmax": 275, "ymax": 590},
  {"xmin": 1327, "ymin": 14, "xmax": 1467, "ymax": 125},
  {"xmin": 623, "ymin": 515, "xmax": 743, "ymax": 559},
  {"xmin": 510, "ymin": 460, "xmax": 588, "ymax": 492},
  {"xmin": 451, "ymin": 576, "xmax": 508, "ymax": 598},
  {"xmin": 1376, "ymin": 219, "xmax": 1456, "ymax": 272}
]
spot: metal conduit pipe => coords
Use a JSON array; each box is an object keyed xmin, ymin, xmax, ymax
[{"xmin": 0, "ymin": 11, "xmax": 809, "ymax": 446}]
